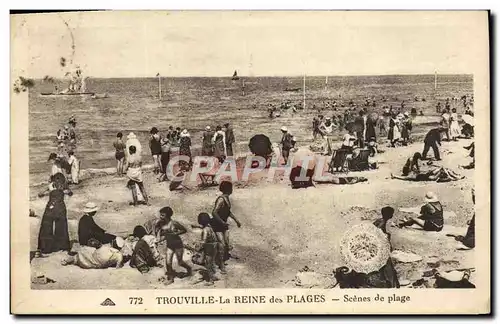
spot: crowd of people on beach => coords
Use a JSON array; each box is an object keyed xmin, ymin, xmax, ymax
[{"xmin": 34, "ymin": 90, "xmax": 476, "ymax": 288}]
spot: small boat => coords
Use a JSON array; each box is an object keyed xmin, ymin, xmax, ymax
[
  {"xmin": 231, "ymin": 70, "xmax": 240, "ymax": 81},
  {"xmin": 284, "ymin": 87, "xmax": 301, "ymax": 92}
]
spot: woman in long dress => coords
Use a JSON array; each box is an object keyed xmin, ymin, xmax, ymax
[
  {"xmin": 212, "ymin": 125, "xmax": 227, "ymax": 163},
  {"xmin": 449, "ymin": 108, "xmax": 461, "ymax": 141},
  {"xmin": 37, "ymin": 173, "xmax": 71, "ymax": 254},
  {"xmin": 125, "ymin": 145, "xmax": 149, "ymax": 206},
  {"xmin": 178, "ymin": 129, "xmax": 192, "ymax": 171}
]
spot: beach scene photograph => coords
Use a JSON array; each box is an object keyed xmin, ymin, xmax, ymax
[{"xmin": 11, "ymin": 11, "xmax": 484, "ymax": 291}]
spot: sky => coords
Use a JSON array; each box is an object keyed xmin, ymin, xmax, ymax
[{"xmin": 10, "ymin": 11, "xmax": 488, "ymax": 78}]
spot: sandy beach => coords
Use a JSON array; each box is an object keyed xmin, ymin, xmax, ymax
[{"xmin": 29, "ymin": 136, "xmax": 475, "ymax": 289}]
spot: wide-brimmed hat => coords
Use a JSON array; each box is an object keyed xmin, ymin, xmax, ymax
[
  {"xmin": 326, "ymin": 117, "xmax": 331, "ymax": 120},
  {"xmin": 281, "ymin": 126, "xmax": 288, "ymax": 132},
  {"xmin": 64, "ymin": 125, "xmax": 69, "ymax": 129},
  {"xmin": 205, "ymin": 126, "xmax": 211, "ymax": 131},
  {"xmin": 127, "ymin": 132, "xmax": 137, "ymax": 140},
  {"xmin": 403, "ymin": 112, "xmax": 409, "ymax": 117},
  {"xmin": 180, "ymin": 129, "xmax": 190, "ymax": 137},
  {"xmin": 424, "ymin": 192, "xmax": 439, "ymax": 203},
  {"xmin": 339, "ymin": 222, "xmax": 391, "ymax": 274},
  {"xmin": 83, "ymin": 202, "xmax": 99, "ymax": 213}
]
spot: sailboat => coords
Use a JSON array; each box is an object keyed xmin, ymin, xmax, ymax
[{"xmin": 231, "ymin": 70, "xmax": 240, "ymax": 81}]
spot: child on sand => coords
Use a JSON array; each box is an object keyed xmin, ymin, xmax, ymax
[
  {"xmin": 194, "ymin": 213, "xmax": 226, "ymax": 286},
  {"xmin": 157, "ymin": 207, "xmax": 192, "ymax": 285}
]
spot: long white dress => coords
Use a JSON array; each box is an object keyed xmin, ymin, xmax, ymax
[{"xmin": 450, "ymin": 113, "xmax": 461, "ymax": 138}]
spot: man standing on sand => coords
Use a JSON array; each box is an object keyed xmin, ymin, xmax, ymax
[
  {"xmin": 354, "ymin": 110, "xmax": 366, "ymax": 148},
  {"xmin": 113, "ymin": 132, "xmax": 126, "ymax": 176},
  {"xmin": 422, "ymin": 127, "xmax": 444, "ymax": 161},
  {"xmin": 224, "ymin": 123, "xmax": 235, "ymax": 158},
  {"xmin": 280, "ymin": 126, "xmax": 294, "ymax": 165}
]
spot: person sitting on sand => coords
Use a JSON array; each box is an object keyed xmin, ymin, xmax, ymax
[
  {"xmin": 125, "ymin": 145, "xmax": 149, "ymax": 206},
  {"xmin": 78, "ymin": 202, "xmax": 117, "ymax": 246},
  {"xmin": 211, "ymin": 181, "xmax": 242, "ymax": 261},
  {"xmin": 373, "ymin": 206, "xmax": 395, "ymax": 244},
  {"xmin": 193, "ymin": 212, "xmax": 226, "ymax": 286},
  {"xmin": 62, "ymin": 237, "xmax": 126, "ymax": 269},
  {"xmin": 367, "ymin": 137, "xmax": 378, "ymax": 157},
  {"xmin": 402, "ymin": 152, "xmax": 422, "ymax": 177},
  {"xmin": 422, "ymin": 127, "xmax": 445, "ymax": 161},
  {"xmin": 129, "ymin": 225, "xmax": 160, "ymax": 273},
  {"xmin": 113, "ymin": 132, "xmax": 126, "ymax": 176},
  {"xmin": 341, "ymin": 129, "xmax": 356, "ymax": 154},
  {"xmin": 156, "ymin": 206, "xmax": 192, "ymax": 285},
  {"xmin": 455, "ymin": 189, "xmax": 475, "ymax": 250},
  {"xmin": 67, "ymin": 151, "xmax": 80, "ymax": 185},
  {"xmin": 398, "ymin": 192, "xmax": 444, "ymax": 232}
]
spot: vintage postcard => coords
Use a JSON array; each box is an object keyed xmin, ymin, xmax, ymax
[{"xmin": 11, "ymin": 10, "xmax": 490, "ymax": 314}]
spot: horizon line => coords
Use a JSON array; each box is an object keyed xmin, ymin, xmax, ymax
[{"xmin": 29, "ymin": 73, "xmax": 473, "ymax": 80}]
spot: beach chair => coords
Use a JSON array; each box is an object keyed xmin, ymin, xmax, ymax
[
  {"xmin": 349, "ymin": 149, "xmax": 371, "ymax": 171},
  {"xmin": 199, "ymin": 173, "xmax": 218, "ymax": 188},
  {"xmin": 328, "ymin": 149, "xmax": 350, "ymax": 174},
  {"xmin": 198, "ymin": 160, "xmax": 219, "ymax": 188}
]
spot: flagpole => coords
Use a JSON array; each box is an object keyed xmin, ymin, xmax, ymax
[
  {"xmin": 303, "ymin": 74, "xmax": 306, "ymax": 110},
  {"xmin": 434, "ymin": 71, "xmax": 437, "ymax": 92},
  {"xmin": 158, "ymin": 74, "xmax": 162, "ymax": 100}
]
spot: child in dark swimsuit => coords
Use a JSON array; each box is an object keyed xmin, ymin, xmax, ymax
[{"xmin": 157, "ymin": 206, "xmax": 192, "ymax": 285}]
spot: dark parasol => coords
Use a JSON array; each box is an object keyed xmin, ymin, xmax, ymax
[{"xmin": 248, "ymin": 134, "xmax": 273, "ymax": 158}]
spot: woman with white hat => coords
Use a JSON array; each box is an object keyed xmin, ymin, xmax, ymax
[
  {"xmin": 398, "ymin": 192, "xmax": 444, "ymax": 232},
  {"xmin": 77, "ymin": 202, "xmax": 117, "ymax": 246}
]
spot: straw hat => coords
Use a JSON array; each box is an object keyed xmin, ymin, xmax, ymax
[
  {"xmin": 127, "ymin": 132, "xmax": 137, "ymax": 140},
  {"xmin": 281, "ymin": 126, "xmax": 288, "ymax": 132},
  {"xmin": 180, "ymin": 129, "xmax": 190, "ymax": 137},
  {"xmin": 205, "ymin": 126, "xmax": 211, "ymax": 131},
  {"xmin": 83, "ymin": 202, "xmax": 99, "ymax": 213},
  {"xmin": 403, "ymin": 112, "xmax": 409, "ymax": 117},
  {"xmin": 339, "ymin": 222, "xmax": 390, "ymax": 274},
  {"xmin": 424, "ymin": 192, "xmax": 439, "ymax": 203}
]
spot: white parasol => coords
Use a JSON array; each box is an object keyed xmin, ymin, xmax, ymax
[{"xmin": 461, "ymin": 114, "xmax": 474, "ymax": 126}]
